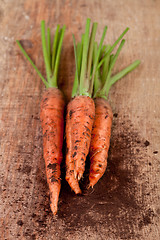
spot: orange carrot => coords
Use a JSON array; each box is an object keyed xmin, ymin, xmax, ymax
[
  {"xmin": 40, "ymin": 88, "xmax": 65, "ymax": 214},
  {"xmin": 17, "ymin": 21, "xmax": 66, "ymax": 214},
  {"xmin": 89, "ymin": 98, "xmax": 113, "ymax": 187},
  {"xmin": 65, "ymin": 19, "xmax": 107, "ymax": 193},
  {"xmin": 65, "ymin": 96, "xmax": 95, "ymax": 192},
  {"xmin": 89, "ymin": 32, "xmax": 140, "ymax": 188}
]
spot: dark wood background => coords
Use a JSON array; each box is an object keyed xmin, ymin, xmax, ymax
[{"xmin": 0, "ymin": 0, "xmax": 160, "ymax": 239}]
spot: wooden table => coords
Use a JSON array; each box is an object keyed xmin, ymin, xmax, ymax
[{"xmin": 0, "ymin": 0, "xmax": 160, "ymax": 239}]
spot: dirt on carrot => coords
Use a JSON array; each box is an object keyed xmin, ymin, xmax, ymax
[
  {"xmin": 89, "ymin": 98, "xmax": 113, "ymax": 187},
  {"xmin": 65, "ymin": 95, "xmax": 95, "ymax": 193},
  {"xmin": 40, "ymin": 88, "xmax": 65, "ymax": 214},
  {"xmin": 88, "ymin": 25, "xmax": 140, "ymax": 188},
  {"xmin": 65, "ymin": 18, "xmax": 108, "ymax": 193},
  {"xmin": 17, "ymin": 20, "xmax": 66, "ymax": 215}
]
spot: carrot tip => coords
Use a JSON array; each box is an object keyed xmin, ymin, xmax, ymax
[
  {"xmin": 88, "ymin": 183, "xmax": 94, "ymax": 189},
  {"xmin": 74, "ymin": 171, "xmax": 83, "ymax": 181},
  {"xmin": 72, "ymin": 188, "xmax": 82, "ymax": 195},
  {"xmin": 78, "ymin": 173, "xmax": 83, "ymax": 181},
  {"xmin": 50, "ymin": 203, "xmax": 58, "ymax": 215},
  {"xmin": 74, "ymin": 171, "xmax": 77, "ymax": 180},
  {"xmin": 76, "ymin": 190, "xmax": 82, "ymax": 195}
]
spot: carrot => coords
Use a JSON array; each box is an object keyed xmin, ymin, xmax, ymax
[
  {"xmin": 65, "ymin": 95, "xmax": 95, "ymax": 193},
  {"xmin": 89, "ymin": 31, "xmax": 141, "ymax": 188},
  {"xmin": 17, "ymin": 20, "xmax": 66, "ymax": 214},
  {"xmin": 40, "ymin": 88, "xmax": 65, "ymax": 214},
  {"xmin": 89, "ymin": 98, "xmax": 113, "ymax": 187},
  {"xmin": 65, "ymin": 19, "xmax": 108, "ymax": 193}
]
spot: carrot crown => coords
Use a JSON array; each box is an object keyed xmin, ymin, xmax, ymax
[
  {"xmin": 16, "ymin": 20, "xmax": 66, "ymax": 88},
  {"xmin": 93, "ymin": 28, "xmax": 140, "ymax": 99},
  {"xmin": 72, "ymin": 18, "xmax": 108, "ymax": 98}
]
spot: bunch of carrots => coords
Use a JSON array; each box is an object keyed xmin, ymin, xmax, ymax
[{"xmin": 17, "ymin": 18, "xmax": 140, "ymax": 215}]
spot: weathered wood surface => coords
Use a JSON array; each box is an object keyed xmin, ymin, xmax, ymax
[{"xmin": 0, "ymin": 0, "xmax": 160, "ymax": 239}]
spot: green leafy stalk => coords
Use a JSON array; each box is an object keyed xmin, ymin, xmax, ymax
[
  {"xmin": 51, "ymin": 25, "xmax": 66, "ymax": 87},
  {"xmin": 109, "ymin": 40, "xmax": 126, "ymax": 75},
  {"xmin": 87, "ymin": 22, "xmax": 98, "ymax": 80},
  {"xmin": 93, "ymin": 42, "xmax": 101, "ymax": 94},
  {"xmin": 77, "ymin": 39, "xmax": 83, "ymax": 78},
  {"xmin": 41, "ymin": 20, "xmax": 52, "ymax": 83},
  {"xmin": 94, "ymin": 33, "xmax": 140, "ymax": 100},
  {"xmin": 100, "ymin": 45, "xmax": 108, "ymax": 59},
  {"xmin": 16, "ymin": 40, "xmax": 50, "ymax": 88},
  {"xmin": 98, "ymin": 27, "xmax": 129, "ymax": 69},
  {"xmin": 72, "ymin": 20, "xmax": 140, "ymax": 100},
  {"xmin": 101, "ymin": 44, "xmax": 111, "ymax": 84},
  {"xmin": 89, "ymin": 25, "xmax": 107, "ymax": 95},
  {"xmin": 17, "ymin": 20, "xmax": 65, "ymax": 89},
  {"xmin": 52, "ymin": 24, "xmax": 60, "ymax": 71},
  {"xmin": 72, "ymin": 35, "xmax": 79, "ymax": 97},
  {"xmin": 79, "ymin": 18, "xmax": 91, "ymax": 95},
  {"xmin": 47, "ymin": 27, "xmax": 51, "ymax": 67},
  {"xmin": 109, "ymin": 60, "xmax": 140, "ymax": 86},
  {"xmin": 100, "ymin": 39, "xmax": 125, "ymax": 98},
  {"xmin": 72, "ymin": 35, "xmax": 84, "ymax": 97},
  {"xmin": 72, "ymin": 19, "xmax": 107, "ymax": 97}
]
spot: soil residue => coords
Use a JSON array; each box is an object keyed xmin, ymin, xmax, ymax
[
  {"xmin": 57, "ymin": 117, "xmax": 154, "ymax": 239},
  {"xmin": 22, "ymin": 117, "xmax": 156, "ymax": 240}
]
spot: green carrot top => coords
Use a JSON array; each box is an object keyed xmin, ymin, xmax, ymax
[
  {"xmin": 16, "ymin": 20, "xmax": 66, "ymax": 88},
  {"xmin": 72, "ymin": 18, "xmax": 140, "ymax": 99},
  {"xmin": 93, "ymin": 28, "xmax": 140, "ymax": 99},
  {"xmin": 72, "ymin": 18, "xmax": 108, "ymax": 98}
]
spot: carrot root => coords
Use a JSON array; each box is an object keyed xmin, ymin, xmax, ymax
[
  {"xmin": 89, "ymin": 97, "xmax": 113, "ymax": 188},
  {"xmin": 65, "ymin": 95, "xmax": 95, "ymax": 193},
  {"xmin": 40, "ymin": 88, "xmax": 65, "ymax": 215}
]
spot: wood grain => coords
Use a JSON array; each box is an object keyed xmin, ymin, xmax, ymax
[{"xmin": 0, "ymin": 0, "xmax": 160, "ymax": 239}]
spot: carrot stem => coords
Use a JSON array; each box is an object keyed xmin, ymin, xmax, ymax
[
  {"xmin": 93, "ymin": 27, "xmax": 140, "ymax": 100},
  {"xmin": 77, "ymin": 37, "xmax": 83, "ymax": 78},
  {"xmin": 51, "ymin": 24, "xmax": 60, "ymax": 71},
  {"xmin": 100, "ymin": 45, "xmax": 108, "ymax": 59},
  {"xmin": 97, "ymin": 27, "xmax": 129, "ymax": 69},
  {"xmin": 72, "ymin": 19, "xmax": 108, "ymax": 97},
  {"xmin": 72, "ymin": 34, "xmax": 79, "ymax": 97},
  {"xmin": 17, "ymin": 20, "xmax": 65, "ymax": 89},
  {"xmin": 51, "ymin": 25, "xmax": 66, "ymax": 87},
  {"xmin": 16, "ymin": 40, "xmax": 50, "ymax": 88},
  {"xmin": 99, "ymin": 39, "xmax": 125, "ymax": 98},
  {"xmin": 93, "ymin": 42, "xmax": 101, "ymax": 94},
  {"xmin": 72, "ymin": 37, "xmax": 83, "ymax": 97},
  {"xmin": 108, "ymin": 59, "xmax": 141, "ymax": 90},
  {"xmin": 87, "ymin": 22, "xmax": 98, "ymax": 81},
  {"xmin": 89, "ymin": 25, "xmax": 107, "ymax": 95},
  {"xmin": 101, "ymin": 45, "xmax": 111, "ymax": 84},
  {"xmin": 41, "ymin": 20, "xmax": 52, "ymax": 83},
  {"xmin": 47, "ymin": 27, "xmax": 51, "ymax": 67},
  {"xmin": 79, "ymin": 18, "xmax": 91, "ymax": 95}
]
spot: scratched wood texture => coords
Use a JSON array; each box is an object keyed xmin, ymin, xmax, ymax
[{"xmin": 0, "ymin": 0, "xmax": 160, "ymax": 239}]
